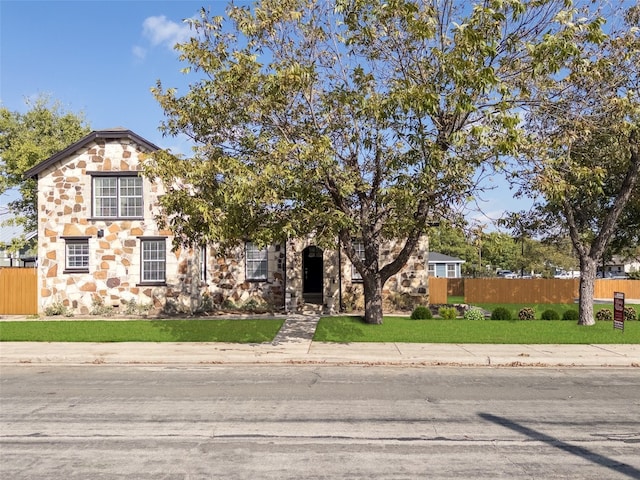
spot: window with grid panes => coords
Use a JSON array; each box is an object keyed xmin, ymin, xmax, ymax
[
  {"xmin": 245, "ymin": 242, "xmax": 268, "ymax": 281},
  {"xmin": 447, "ymin": 264, "xmax": 456, "ymax": 277},
  {"xmin": 141, "ymin": 239, "xmax": 166, "ymax": 283},
  {"xmin": 93, "ymin": 175, "xmax": 143, "ymax": 218},
  {"xmin": 65, "ymin": 238, "xmax": 89, "ymax": 272},
  {"xmin": 351, "ymin": 241, "xmax": 365, "ymax": 281}
]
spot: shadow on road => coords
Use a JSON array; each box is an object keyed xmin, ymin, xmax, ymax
[{"xmin": 478, "ymin": 412, "xmax": 640, "ymax": 479}]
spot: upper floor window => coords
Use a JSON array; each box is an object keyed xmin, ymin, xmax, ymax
[
  {"xmin": 93, "ymin": 175, "xmax": 143, "ymax": 218},
  {"xmin": 245, "ymin": 242, "xmax": 268, "ymax": 281}
]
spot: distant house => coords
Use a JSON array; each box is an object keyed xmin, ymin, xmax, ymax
[
  {"xmin": 428, "ymin": 252, "xmax": 465, "ymax": 278},
  {"xmin": 599, "ymin": 255, "xmax": 640, "ymax": 278},
  {"xmin": 23, "ymin": 128, "xmax": 431, "ymax": 315},
  {"xmin": 0, "ymin": 224, "xmax": 37, "ymax": 267}
]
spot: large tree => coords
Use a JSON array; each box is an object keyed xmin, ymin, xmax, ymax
[
  {"xmin": 0, "ymin": 95, "xmax": 90, "ymax": 250},
  {"xmin": 147, "ymin": 0, "xmax": 599, "ymax": 324},
  {"xmin": 519, "ymin": 6, "xmax": 640, "ymax": 325}
]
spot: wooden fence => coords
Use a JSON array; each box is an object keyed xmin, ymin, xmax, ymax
[
  {"xmin": 446, "ymin": 278, "xmax": 464, "ymax": 297},
  {"xmin": 450, "ymin": 278, "xmax": 639, "ymax": 304},
  {"xmin": 0, "ymin": 268, "xmax": 38, "ymax": 315},
  {"xmin": 428, "ymin": 277, "xmax": 449, "ymax": 304},
  {"xmin": 594, "ymin": 279, "xmax": 640, "ymax": 301}
]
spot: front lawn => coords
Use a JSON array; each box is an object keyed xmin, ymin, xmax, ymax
[
  {"xmin": 313, "ymin": 316, "xmax": 640, "ymax": 344},
  {"xmin": 0, "ymin": 319, "xmax": 284, "ymax": 343}
]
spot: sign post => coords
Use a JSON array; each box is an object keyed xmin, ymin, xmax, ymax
[{"xmin": 613, "ymin": 292, "xmax": 625, "ymax": 332}]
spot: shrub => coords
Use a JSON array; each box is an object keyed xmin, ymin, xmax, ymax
[
  {"xmin": 541, "ymin": 309, "xmax": 560, "ymax": 320},
  {"xmin": 624, "ymin": 307, "xmax": 637, "ymax": 321},
  {"xmin": 518, "ymin": 308, "xmax": 535, "ymax": 320},
  {"xmin": 491, "ymin": 307, "xmax": 512, "ymax": 320},
  {"xmin": 410, "ymin": 305, "xmax": 432, "ymax": 320},
  {"xmin": 384, "ymin": 292, "xmax": 413, "ymax": 311},
  {"xmin": 463, "ymin": 307, "xmax": 485, "ymax": 321},
  {"xmin": 44, "ymin": 302, "xmax": 73, "ymax": 317},
  {"xmin": 596, "ymin": 308, "xmax": 613, "ymax": 321},
  {"xmin": 438, "ymin": 307, "xmax": 458, "ymax": 319},
  {"xmin": 123, "ymin": 299, "xmax": 153, "ymax": 316},
  {"xmin": 562, "ymin": 309, "xmax": 579, "ymax": 321},
  {"xmin": 242, "ymin": 298, "xmax": 269, "ymax": 312},
  {"xmin": 91, "ymin": 297, "xmax": 113, "ymax": 316},
  {"xmin": 221, "ymin": 298, "xmax": 237, "ymax": 310}
]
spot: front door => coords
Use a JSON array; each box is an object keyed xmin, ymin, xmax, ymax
[{"xmin": 303, "ymin": 246, "xmax": 323, "ymax": 304}]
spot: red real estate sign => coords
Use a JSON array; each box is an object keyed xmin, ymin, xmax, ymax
[{"xmin": 613, "ymin": 292, "xmax": 625, "ymax": 332}]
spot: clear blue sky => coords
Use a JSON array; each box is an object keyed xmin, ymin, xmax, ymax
[
  {"xmin": 0, "ymin": 0, "xmax": 530, "ymax": 233},
  {"xmin": 1, "ymin": 0, "xmax": 239, "ymax": 153}
]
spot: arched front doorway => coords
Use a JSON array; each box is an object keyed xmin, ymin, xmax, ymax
[{"xmin": 302, "ymin": 246, "xmax": 323, "ymax": 304}]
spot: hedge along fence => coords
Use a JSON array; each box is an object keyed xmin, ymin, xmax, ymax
[{"xmin": 463, "ymin": 278, "xmax": 640, "ymax": 304}]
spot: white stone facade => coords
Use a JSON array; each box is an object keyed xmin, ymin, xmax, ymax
[{"xmin": 27, "ymin": 130, "xmax": 430, "ymax": 315}]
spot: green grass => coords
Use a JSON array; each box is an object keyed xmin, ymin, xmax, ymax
[
  {"xmin": 314, "ymin": 316, "xmax": 640, "ymax": 344},
  {"xmin": 0, "ymin": 319, "xmax": 284, "ymax": 343}
]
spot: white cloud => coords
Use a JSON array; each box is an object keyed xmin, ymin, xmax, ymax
[
  {"xmin": 132, "ymin": 45, "xmax": 147, "ymax": 60},
  {"xmin": 141, "ymin": 15, "xmax": 192, "ymax": 50}
]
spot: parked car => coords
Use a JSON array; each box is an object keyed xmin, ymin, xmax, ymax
[
  {"xmin": 496, "ymin": 270, "xmax": 517, "ymax": 278},
  {"xmin": 554, "ymin": 270, "xmax": 580, "ymax": 279}
]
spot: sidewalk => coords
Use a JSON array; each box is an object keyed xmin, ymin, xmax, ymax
[
  {"xmin": 1, "ymin": 315, "xmax": 638, "ymax": 367},
  {"xmin": 1, "ymin": 341, "xmax": 639, "ymax": 367}
]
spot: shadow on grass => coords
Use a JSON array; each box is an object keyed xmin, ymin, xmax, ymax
[
  {"xmin": 314, "ymin": 316, "xmax": 368, "ymax": 342},
  {"xmin": 149, "ymin": 319, "xmax": 282, "ymax": 343},
  {"xmin": 479, "ymin": 413, "xmax": 640, "ymax": 479}
]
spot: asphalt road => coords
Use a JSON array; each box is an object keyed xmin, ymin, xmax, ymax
[{"xmin": 1, "ymin": 365, "xmax": 639, "ymax": 479}]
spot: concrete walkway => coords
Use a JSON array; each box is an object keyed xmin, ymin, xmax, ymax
[{"xmin": 0, "ymin": 314, "xmax": 638, "ymax": 367}]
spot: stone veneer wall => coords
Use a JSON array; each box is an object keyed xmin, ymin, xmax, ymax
[
  {"xmin": 36, "ymin": 136, "xmax": 429, "ymax": 315},
  {"xmin": 36, "ymin": 137, "xmax": 176, "ymax": 314},
  {"xmin": 284, "ymin": 235, "xmax": 429, "ymax": 314},
  {"xmin": 338, "ymin": 236, "xmax": 430, "ymax": 312},
  {"xmin": 203, "ymin": 244, "xmax": 286, "ymax": 310}
]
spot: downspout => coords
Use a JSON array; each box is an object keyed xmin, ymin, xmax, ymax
[
  {"xmin": 283, "ymin": 239, "xmax": 287, "ymax": 312},
  {"xmin": 338, "ymin": 243, "xmax": 343, "ymax": 312}
]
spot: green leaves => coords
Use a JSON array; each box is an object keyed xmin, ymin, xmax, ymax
[
  {"xmin": 0, "ymin": 95, "xmax": 90, "ymax": 248},
  {"xmin": 148, "ymin": 0, "xmax": 621, "ymax": 323}
]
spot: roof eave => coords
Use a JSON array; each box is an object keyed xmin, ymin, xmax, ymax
[{"xmin": 23, "ymin": 129, "xmax": 160, "ymax": 180}]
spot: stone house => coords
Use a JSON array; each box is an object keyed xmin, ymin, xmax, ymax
[{"xmin": 24, "ymin": 128, "xmax": 430, "ymax": 315}]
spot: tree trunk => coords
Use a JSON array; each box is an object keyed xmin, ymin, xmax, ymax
[
  {"xmin": 362, "ymin": 273, "xmax": 384, "ymax": 325},
  {"xmin": 577, "ymin": 256, "xmax": 597, "ymax": 326}
]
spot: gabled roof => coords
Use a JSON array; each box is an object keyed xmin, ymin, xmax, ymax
[
  {"xmin": 428, "ymin": 252, "xmax": 465, "ymax": 264},
  {"xmin": 23, "ymin": 128, "xmax": 160, "ymax": 179}
]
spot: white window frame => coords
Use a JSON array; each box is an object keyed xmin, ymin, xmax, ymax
[
  {"xmin": 447, "ymin": 264, "xmax": 456, "ymax": 278},
  {"xmin": 351, "ymin": 240, "xmax": 365, "ymax": 281},
  {"xmin": 200, "ymin": 245, "xmax": 208, "ymax": 282},
  {"xmin": 140, "ymin": 238, "xmax": 166, "ymax": 284},
  {"xmin": 64, "ymin": 237, "xmax": 89, "ymax": 272},
  {"xmin": 93, "ymin": 175, "xmax": 143, "ymax": 218},
  {"xmin": 245, "ymin": 242, "xmax": 268, "ymax": 281}
]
